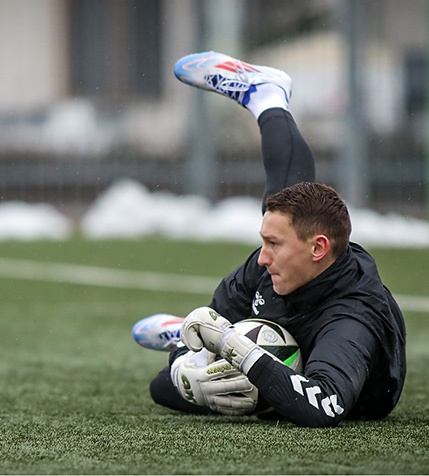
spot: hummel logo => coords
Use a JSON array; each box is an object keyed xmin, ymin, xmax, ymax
[{"xmin": 252, "ymin": 291, "xmax": 265, "ymax": 315}]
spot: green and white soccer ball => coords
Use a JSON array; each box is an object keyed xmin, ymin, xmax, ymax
[
  {"xmin": 234, "ymin": 318, "xmax": 302, "ymax": 372},
  {"xmin": 227, "ymin": 318, "xmax": 302, "ymax": 415}
]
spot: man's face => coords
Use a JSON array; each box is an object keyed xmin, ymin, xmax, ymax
[{"xmin": 258, "ymin": 211, "xmax": 323, "ymax": 295}]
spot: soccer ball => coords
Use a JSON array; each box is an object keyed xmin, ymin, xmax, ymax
[
  {"xmin": 230, "ymin": 318, "xmax": 302, "ymax": 415},
  {"xmin": 234, "ymin": 318, "xmax": 302, "ymax": 372}
]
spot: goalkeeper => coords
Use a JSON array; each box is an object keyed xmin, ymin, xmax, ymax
[{"xmin": 147, "ymin": 52, "xmax": 406, "ymax": 427}]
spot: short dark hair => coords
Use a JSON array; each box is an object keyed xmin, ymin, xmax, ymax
[{"xmin": 265, "ymin": 182, "xmax": 352, "ymax": 257}]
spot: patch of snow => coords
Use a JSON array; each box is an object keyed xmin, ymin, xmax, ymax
[
  {"xmin": 0, "ymin": 202, "xmax": 72, "ymax": 240},
  {"xmin": 1, "ymin": 179, "xmax": 429, "ymax": 247}
]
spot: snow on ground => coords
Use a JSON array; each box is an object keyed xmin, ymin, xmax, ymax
[
  {"xmin": 0, "ymin": 201, "xmax": 72, "ymax": 241},
  {"xmin": 0, "ymin": 179, "xmax": 428, "ymax": 247},
  {"xmin": 80, "ymin": 180, "xmax": 262, "ymax": 244}
]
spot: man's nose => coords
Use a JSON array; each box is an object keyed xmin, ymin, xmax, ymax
[{"xmin": 258, "ymin": 246, "xmax": 270, "ymax": 267}]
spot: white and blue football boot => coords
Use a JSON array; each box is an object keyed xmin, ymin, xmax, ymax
[
  {"xmin": 174, "ymin": 51, "xmax": 292, "ymax": 108},
  {"xmin": 132, "ymin": 314, "xmax": 184, "ymax": 351}
]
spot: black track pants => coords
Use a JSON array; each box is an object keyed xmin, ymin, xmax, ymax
[{"xmin": 259, "ymin": 108, "xmax": 315, "ymax": 212}]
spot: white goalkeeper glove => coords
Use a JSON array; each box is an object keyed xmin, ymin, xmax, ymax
[
  {"xmin": 181, "ymin": 307, "xmax": 283, "ymax": 374},
  {"xmin": 170, "ymin": 348, "xmax": 258, "ymax": 416}
]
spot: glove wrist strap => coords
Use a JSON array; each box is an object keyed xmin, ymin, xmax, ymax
[{"xmin": 241, "ymin": 348, "xmax": 267, "ymax": 374}]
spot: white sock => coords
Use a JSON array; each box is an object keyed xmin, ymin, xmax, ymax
[{"xmin": 245, "ymin": 83, "xmax": 290, "ymax": 120}]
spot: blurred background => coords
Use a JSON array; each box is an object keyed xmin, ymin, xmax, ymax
[{"xmin": 0, "ymin": 0, "xmax": 428, "ymax": 222}]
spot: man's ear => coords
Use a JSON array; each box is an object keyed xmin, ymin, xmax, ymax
[{"xmin": 312, "ymin": 235, "xmax": 331, "ymax": 262}]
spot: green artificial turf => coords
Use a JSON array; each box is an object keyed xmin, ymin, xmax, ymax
[{"xmin": 0, "ymin": 239, "xmax": 428, "ymax": 474}]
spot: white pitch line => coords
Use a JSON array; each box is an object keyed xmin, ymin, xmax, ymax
[
  {"xmin": 0, "ymin": 257, "xmax": 219, "ymax": 295},
  {"xmin": 0, "ymin": 258, "xmax": 428, "ymax": 312},
  {"xmin": 395, "ymin": 295, "xmax": 429, "ymax": 314}
]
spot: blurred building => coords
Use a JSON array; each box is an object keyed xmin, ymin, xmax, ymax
[{"xmin": 0, "ymin": 0, "xmax": 427, "ymax": 216}]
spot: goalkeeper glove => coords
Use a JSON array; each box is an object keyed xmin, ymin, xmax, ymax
[
  {"xmin": 181, "ymin": 306, "xmax": 276, "ymax": 373},
  {"xmin": 170, "ymin": 348, "xmax": 258, "ymax": 416}
]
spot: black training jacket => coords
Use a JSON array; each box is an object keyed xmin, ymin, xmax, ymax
[{"xmin": 209, "ymin": 242, "xmax": 406, "ymax": 427}]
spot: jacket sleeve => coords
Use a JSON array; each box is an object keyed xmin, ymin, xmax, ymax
[
  {"xmin": 247, "ymin": 318, "xmax": 377, "ymax": 427},
  {"xmin": 209, "ymin": 248, "xmax": 263, "ymax": 323}
]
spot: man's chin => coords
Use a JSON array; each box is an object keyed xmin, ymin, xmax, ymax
[
  {"xmin": 272, "ymin": 278, "xmax": 292, "ymax": 296},
  {"xmin": 272, "ymin": 281, "xmax": 286, "ymax": 296}
]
